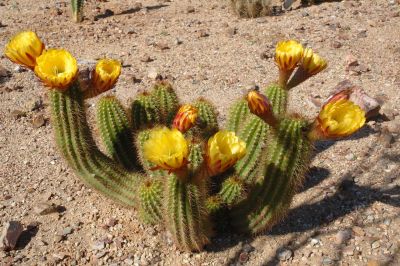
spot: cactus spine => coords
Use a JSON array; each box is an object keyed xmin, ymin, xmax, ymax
[
  {"xmin": 71, "ymin": 0, "xmax": 84, "ymax": 22},
  {"xmin": 131, "ymin": 93, "xmax": 159, "ymax": 130},
  {"xmin": 230, "ymin": 0, "xmax": 272, "ymax": 18},
  {"xmin": 193, "ymin": 99, "xmax": 219, "ymax": 138},
  {"xmin": 97, "ymin": 97, "xmax": 138, "ymax": 170}
]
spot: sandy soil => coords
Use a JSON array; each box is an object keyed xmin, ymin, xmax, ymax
[{"xmin": 0, "ymin": 0, "xmax": 399, "ymax": 265}]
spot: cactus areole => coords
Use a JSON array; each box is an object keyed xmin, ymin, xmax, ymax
[{"xmin": 5, "ymin": 31, "xmax": 366, "ymax": 251}]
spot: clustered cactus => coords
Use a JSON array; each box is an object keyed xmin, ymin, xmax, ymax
[
  {"xmin": 230, "ymin": 0, "xmax": 273, "ymax": 18},
  {"xmin": 71, "ymin": 0, "xmax": 85, "ymax": 22},
  {"xmin": 4, "ymin": 32, "xmax": 367, "ymax": 251}
]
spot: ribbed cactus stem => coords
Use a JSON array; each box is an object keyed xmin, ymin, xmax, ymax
[
  {"xmin": 139, "ymin": 179, "xmax": 163, "ymax": 224},
  {"xmin": 165, "ymin": 173, "xmax": 211, "ymax": 251},
  {"xmin": 264, "ymin": 84, "xmax": 287, "ymax": 116},
  {"xmin": 193, "ymin": 99, "xmax": 219, "ymax": 138},
  {"xmin": 231, "ymin": 118, "xmax": 311, "ymax": 233},
  {"xmin": 219, "ymin": 177, "xmax": 245, "ymax": 206},
  {"xmin": 71, "ymin": 0, "xmax": 84, "ymax": 22},
  {"xmin": 227, "ymin": 100, "xmax": 250, "ymax": 134},
  {"xmin": 188, "ymin": 142, "xmax": 205, "ymax": 176},
  {"xmin": 97, "ymin": 97, "xmax": 138, "ymax": 170},
  {"xmin": 151, "ymin": 82, "xmax": 179, "ymax": 125},
  {"xmin": 49, "ymin": 83, "xmax": 140, "ymax": 206},
  {"xmin": 131, "ymin": 93, "xmax": 159, "ymax": 130},
  {"xmin": 234, "ymin": 116, "xmax": 268, "ymax": 184}
]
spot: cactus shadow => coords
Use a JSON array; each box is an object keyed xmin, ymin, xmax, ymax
[
  {"xmin": 269, "ymin": 180, "xmax": 400, "ymax": 236},
  {"xmin": 300, "ymin": 166, "xmax": 330, "ymax": 193}
]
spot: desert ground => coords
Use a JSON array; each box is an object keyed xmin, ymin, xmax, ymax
[{"xmin": 0, "ymin": 0, "xmax": 399, "ymax": 265}]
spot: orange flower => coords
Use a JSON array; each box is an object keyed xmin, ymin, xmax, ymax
[{"xmin": 173, "ymin": 105, "xmax": 198, "ymax": 133}]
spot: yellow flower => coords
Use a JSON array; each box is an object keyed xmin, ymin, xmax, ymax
[
  {"xmin": 173, "ymin": 105, "xmax": 198, "ymax": 133},
  {"xmin": 275, "ymin": 40, "xmax": 304, "ymax": 72},
  {"xmin": 301, "ymin": 48, "xmax": 327, "ymax": 75},
  {"xmin": 309, "ymin": 98, "xmax": 366, "ymax": 140},
  {"xmin": 246, "ymin": 90, "xmax": 272, "ymax": 118},
  {"xmin": 143, "ymin": 127, "xmax": 189, "ymax": 171},
  {"xmin": 5, "ymin": 31, "xmax": 45, "ymax": 69},
  {"xmin": 34, "ymin": 49, "xmax": 78, "ymax": 90},
  {"xmin": 206, "ymin": 131, "xmax": 246, "ymax": 176},
  {"xmin": 90, "ymin": 59, "xmax": 121, "ymax": 97}
]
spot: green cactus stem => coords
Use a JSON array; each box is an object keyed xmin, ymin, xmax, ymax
[
  {"xmin": 230, "ymin": 0, "xmax": 272, "ymax": 18},
  {"xmin": 219, "ymin": 177, "xmax": 245, "ymax": 206},
  {"xmin": 234, "ymin": 116, "xmax": 268, "ymax": 184},
  {"xmin": 226, "ymin": 99, "xmax": 251, "ymax": 134},
  {"xmin": 131, "ymin": 93, "xmax": 159, "ymax": 130},
  {"xmin": 264, "ymin": 84, "xmax": 287, "ymax": 117},
  {"xmin": 230, "ymin": 118, "xmax": 311, "ymax": 234},
  {"xmin": 97, "ymin": 96, "xmax": 138, "ymax": 170},
  {"xmin": 139, "ymin": 179, "xmax": 163, "ymax": 224},
  {"xmin": 165, "ymin": 172, "xmax": 211, "ymax": 251},
  {"xmin": 71, "ymin": 0, "xmax": 84, "ymax": 22},
  {"xmin": 151, "ymin": 81, "xmax": 179, "ymax": 125},
  {"xmin": 49, "ymin": 83, "xmax": 141, "ymax": 206},
  {"xmin": 193, "ymin": 99, "xmax": 219, "ymax": 138}
]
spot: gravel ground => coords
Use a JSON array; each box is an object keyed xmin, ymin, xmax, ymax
[{"xmin": 0, "ymin": 0, "xmax": 399, "ymax": 265}]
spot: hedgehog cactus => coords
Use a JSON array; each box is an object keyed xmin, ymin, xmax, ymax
[
  {"xmin": 5, "ymin": 32, "xmax": 367, "ymax": 251},
  {"xmin": 71, "ymin": 0, "xmax": 85, "ymax": 22}
]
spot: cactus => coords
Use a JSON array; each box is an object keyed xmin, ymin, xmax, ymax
[
  {"xmin": 71, "ymin": 0, "xmax": 84, "ymax": 22},
  {"xmin": 138, "ymin": 179, "xmax": 163, "ymax": 224},
  {"xmin": 230, "ymin": 0, "xmax": 272, "ymax": 18},
  {"xmin": 97, "ymin": 97, "xmax": 138, "ymax": 170},
  {"xmin": 131, "ymin": 93, "xmax": 160, "ymax": 130},
  {"xmin": 7, "ymin": 32, "xmax": 365, "ymax": 252}
]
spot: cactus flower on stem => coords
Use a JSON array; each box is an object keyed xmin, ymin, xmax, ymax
[
  {"xmin": 287, "ymin": 48, "xmax": 327, "ymax": 89},
  {"xmin": 4, "ymin": 31, "xmax": 45, "ymax": 69},
  {"xmin": 173, "ymin": 104, "xmax": 198, "ymax": 133},
  {"xmin": 275, "ymin": 40, "xmax": 304, "ymax": 88},
  {"xmin": 308, "ymin": 93, "xmax": 366, "ymax": 141},
  {"xmin": 246, "ymin": 90, "xmax": 277, "ymax": 127},
  {"xmin": 85, "ymin": 59, "xmax": 121, "ymax": 98},
  {"xmin": 143, "ymin": 127, "xmax": 189, "ymax": 172},
  {"xmin": 34, "ymin": 49, "xmax": 78, "ymax": 90},
  {"xmin": 206, "ymin": 130, "xmax": 246, "ymax": 176}
]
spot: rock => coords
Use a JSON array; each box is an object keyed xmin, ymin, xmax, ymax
[
  {"xmin": 11, "ymin": 110, "xmax": 26, "ymax": 120},
  {"xmin": 310, "ymin": 238, "xmax": 319, "ymax": 246},
  {"xmin": 155, "ymin": 42, "xmax": 169, "ymax": 51},
  {"xmin": 332, "ymin": 41, "xmax": 342, "ymax": 48},
  {"xmin": 322, "ymin": 257, "xmax": 333, "ymax": 265},
  {"xmin": 345, "ymin": 153, "xmax": 356, "ymax": 161},
  {"xmin": 186, "ymin": 6, "xmax": 195, "ymax": 13},
  {"xmin": 197, "ymin": 29, "xmax": 209, "ymax": 38},
  {"xmin": 25, "ymin": 98, "xmax": 44, "ymax": 112},
  {"xmin": 147, "ymin": 68, "xmax": 162, "ymax": 80},
  {"xmin": 0, "ymin": 221, "xmax": 24, "ymax": 251},
  {"xmin": 32, "ymin": 114, "xmax": 46, "ymax": 128},
  {"xmin": 174, "ymin": 38, "xmax": 183, "ymax": 45},
  {"xmin": 33, "ymin": 202, "xmax": 59, "ymax": 215},
  {"xmin": 278, "ymin": 249, "xmax": 293, "ymax": 261},
  {"xmin": 238, "ymin": 252, "xmax": 249, "ymax": 263},
  {"xmin": 61, "ymin": 227, "xmax": 73, "ymax": 237},
  {"xmin": 377, "ymin": 130, "xmax": 394, "ymax": 148},
  {"xmin": 345, "ymin": 54, "xmax": 359, "ymax": 67},
  {"xmin": 91, "ymin": 241, "xmax": 105, "ymax": 250},
  {"xmin": 335, "ymin": 229, "xmax": 352, "ymax": 244},
  {"xmin": 140, "ymin": 54, "xmax": 153, "ymax": 63},
  {"xmin": 106, "ymin": 218, "xmax": 118, "ymax": 228},
  {"xmin": 371, "ymin": 240, "xmax": 380, "ymax": 249}
]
